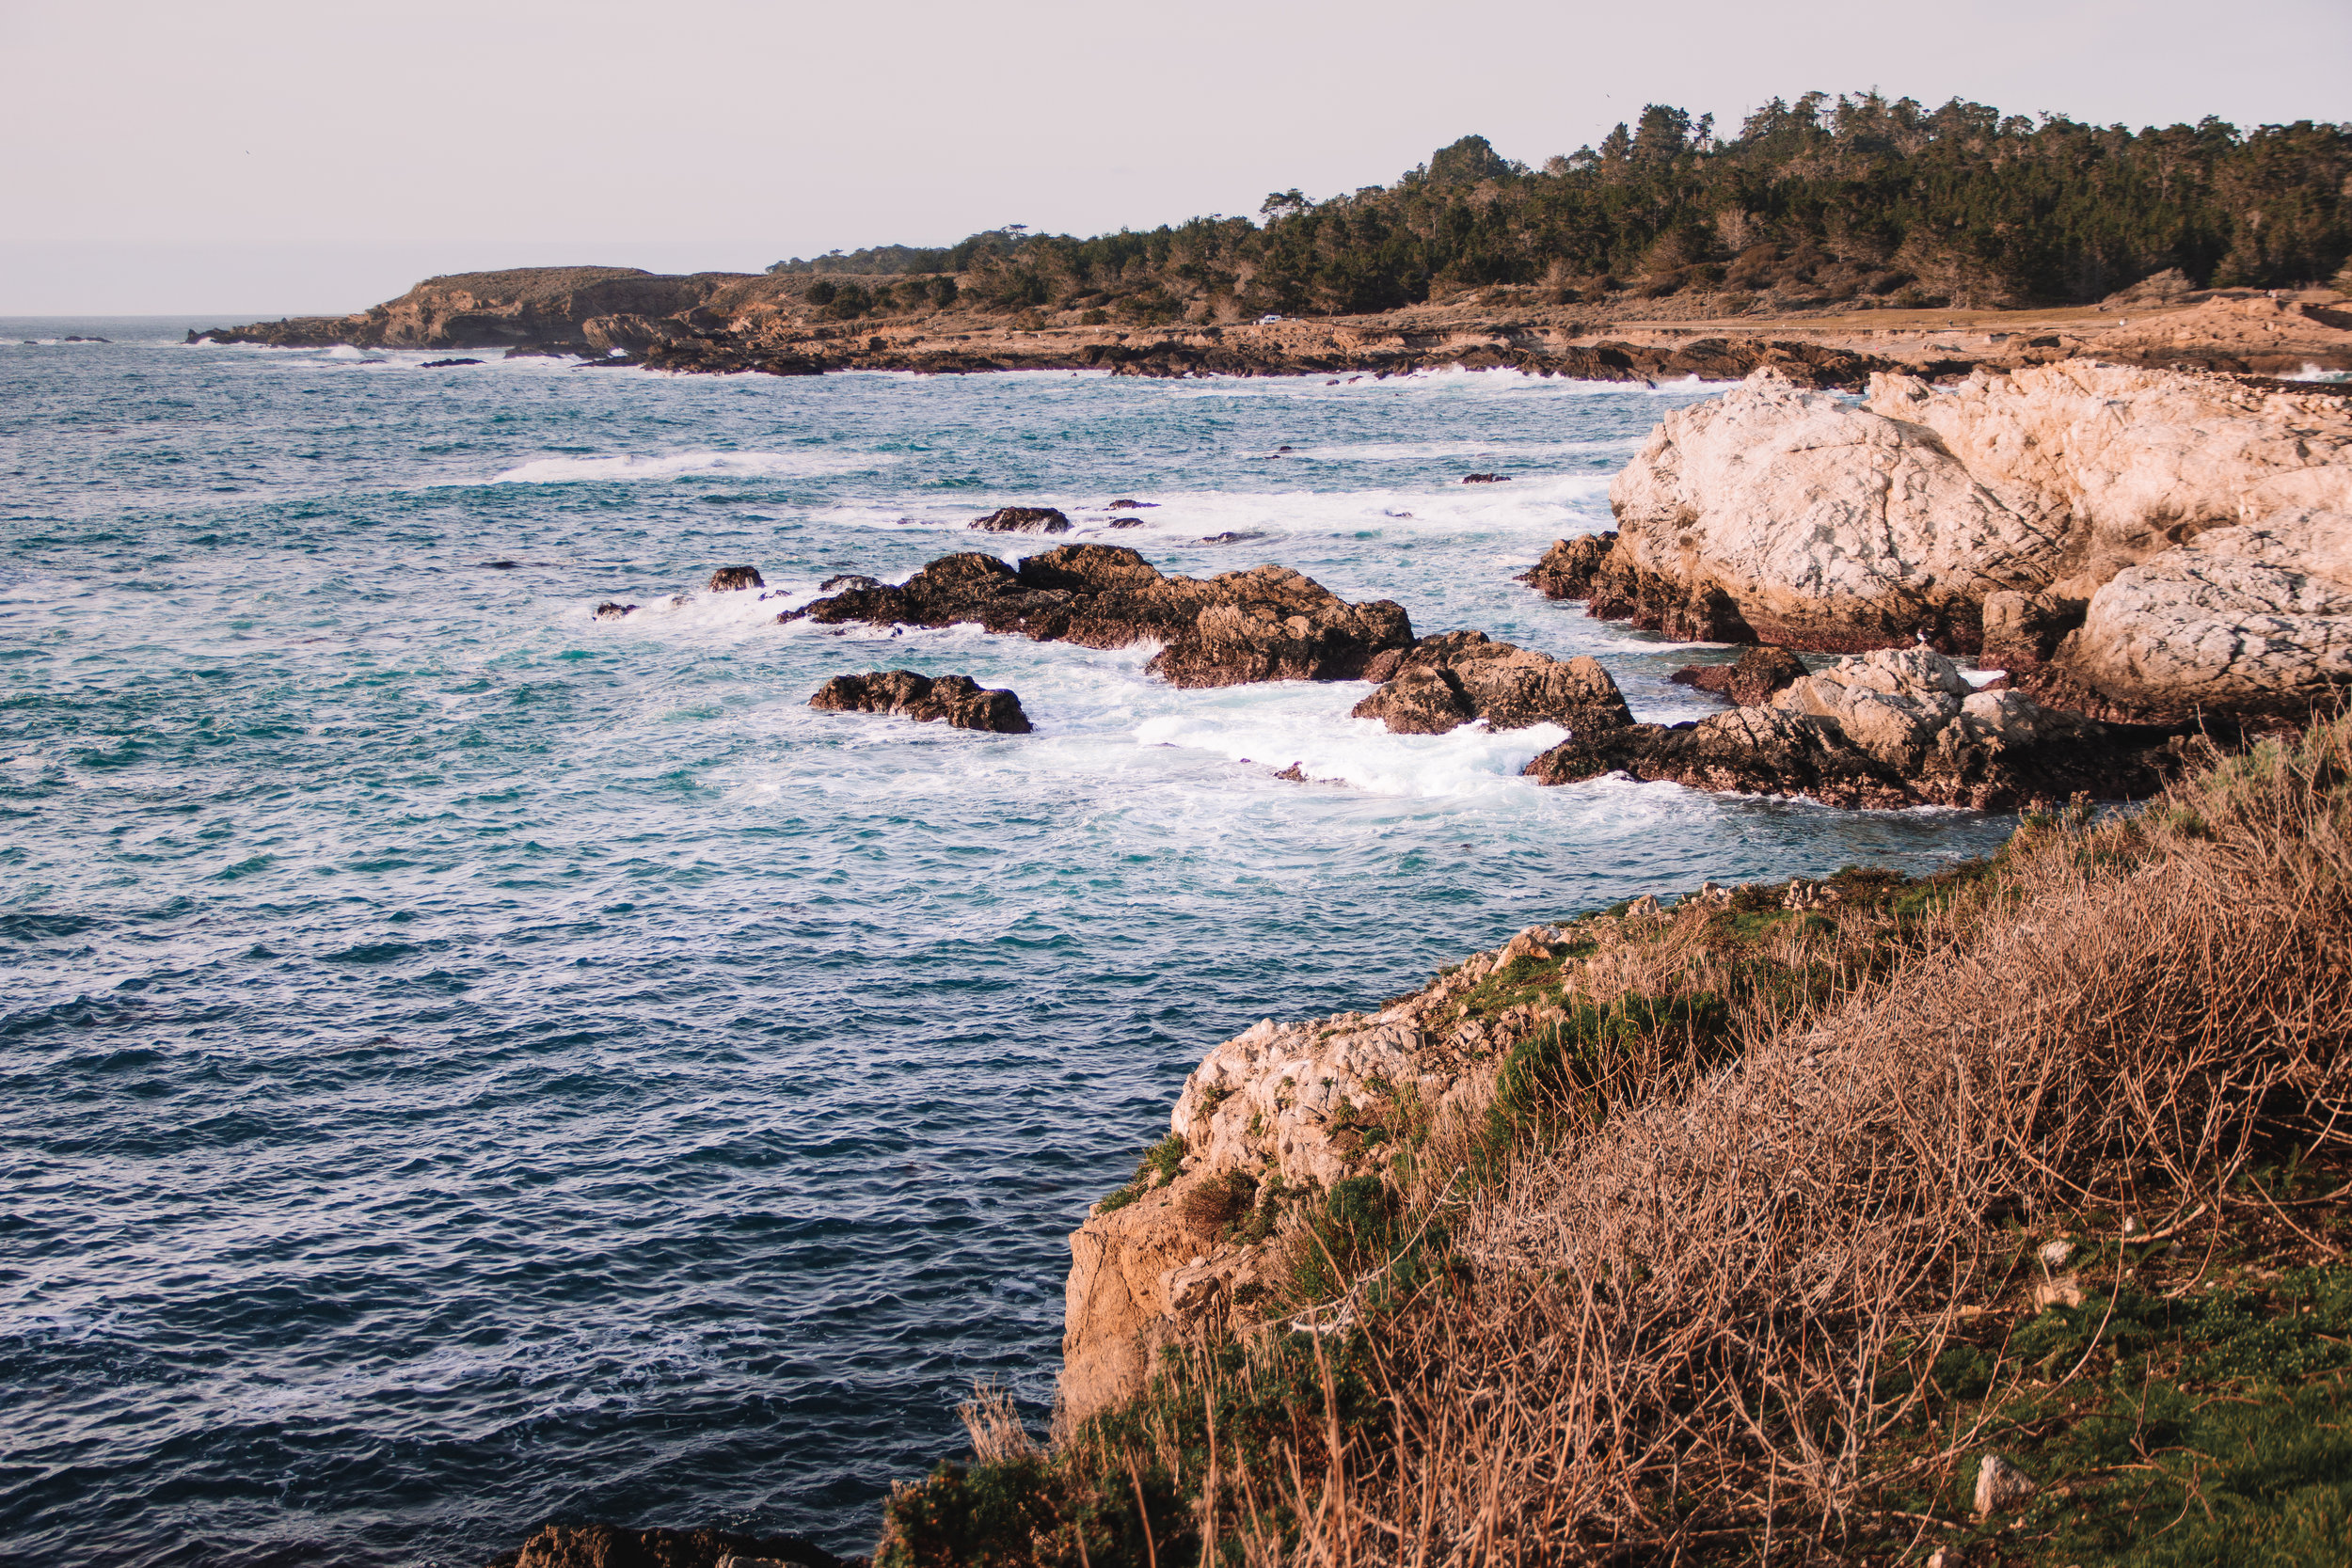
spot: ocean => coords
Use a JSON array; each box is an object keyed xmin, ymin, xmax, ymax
[{"xmin": 0, "ymin": 321, "xmax": 2018, "ymax": 1566}]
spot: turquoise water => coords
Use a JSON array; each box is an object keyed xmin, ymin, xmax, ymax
[{"xmin": 0, "ymin": 320, "xmax": 2018, "ymax": 1566}]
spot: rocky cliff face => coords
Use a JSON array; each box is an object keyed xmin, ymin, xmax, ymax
[
  {"xmin": 1059, "ymin": 925, "xmax": 1570, "ymax": 1423},
  {"xmin": 1568, "ymin": 362, "xmax": 2352, "ymax": 721}
]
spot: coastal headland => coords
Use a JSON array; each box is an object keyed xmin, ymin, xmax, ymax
[
  {"xmin": 190, "ymin": 262, "xmax": 2352, "ymax": 386},
  {"xmin": 435, "ymin": 304, "xmax": 2349, "ymax": 1563}
]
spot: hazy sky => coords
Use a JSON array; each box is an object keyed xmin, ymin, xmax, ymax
[{"xmin": 4, "ymin": 0, "xmax": 2345, "ymax": 314}]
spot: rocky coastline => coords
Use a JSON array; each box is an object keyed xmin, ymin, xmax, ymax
[
  {"xmin": 528, "ymin": 348, "xmax": 2347, "ymax": 1565},
  {"xmin": 187, "ymin": 264, "xmax": 2352, "ymax": 387}
]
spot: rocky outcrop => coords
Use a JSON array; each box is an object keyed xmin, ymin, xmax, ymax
[
  {"xmin": 1670, "ymin": 645, "xmax": 1809, "ymax": 706},
  {"xmin": 1523, "ymin": 647, "xmax": 2177, "ymax": 810},
  {"xmin": 1867, "ymin": 362, "xmax": 2352, "ymax": 592},
  {"xmin": 490, "ymin": 1522, "xmax": 839, "ymax": 1568},
  {"xmin": 1519, "ymin": 533, "xmax": 1618, "ymax": 601},
  {"xmin": 2058, "ymin": 510, "xmax": 2352, "ymax": 721},
  {"xmin": 1061, "ymin": 925, "xmax": 1567, "ymax": 1422},
  {"xmin": 1601, "ymin": 370, "xmax": 2067, "ymax": 650},
  {"xmin": 707, "ymin": 565, "xmax": 765, "ymax": 592},
  {"xmin": 785, "ymin": 545, "xmax": 1412, "ymax": 688},
  {"xmin": 807, "ymin": 670, "xmax": 1032, "ymax": 733},
  {"xmin": 593, "ymin": 602, "xmax": 637, "ymax": 621},
  {"xmin": 1544, "ymin": 362, "xmax": 2352, "ymax": 720},
  {"xmin": 971, "ymin": 506, "xmax": 1071, "ymax": 533},
  {"xmin": 1348, "ymin": 630, "xmax": 1632, "ymax": 734}
]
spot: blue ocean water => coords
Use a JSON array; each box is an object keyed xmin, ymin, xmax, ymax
[{"xmin": 0, "ymin": 321, "xmax": 2018, "ymax": 1567}]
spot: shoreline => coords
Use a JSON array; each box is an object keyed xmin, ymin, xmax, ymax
[{"xmin": 189, "ymin": 266, "xmax": 2352, "ymax": 388}]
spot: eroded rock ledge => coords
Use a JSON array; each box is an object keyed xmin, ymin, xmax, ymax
[
  {"xmin": 807, "ymin": 670, "xmax": 1031, "ymax": 734},
  {"xmin": 785, "ymin": 544, "xmax": 1413, "ymax": 687},
  {"xmin": 1522, "ymin": 646, "xmax": 2182, "ymax": 811},
  {"xmin": 1528, "ymin": 361, "xmax": 2352, "ymax": 724}
]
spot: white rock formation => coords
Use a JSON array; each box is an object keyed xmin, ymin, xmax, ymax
[
  {"xmin": 1607, "ymin": 371, "xmax": 2065, "ymax": 647},
  {"xmin": 2063, "ymin": 509, "xmax": 2352, "ymax": 718},
  {"xmin": 1600, "ymin": 361, "xmax": 2352, "ymax": 718}
]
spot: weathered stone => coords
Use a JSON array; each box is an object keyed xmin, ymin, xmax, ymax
[
  {"xmin": 707, "ymin": 565, "xmax": 765, "ymax": 592},
  {"xmin": 1518, "ymin": 532, "xmax": 1618, "ymax": 601},
  {"xmin": 1871, "ymin": 362, "xmax": 2352, "ymax": 593},
  {"xmin": 818, "ymin": 573, "xmax": 881, "ymax": 593},
  {"xmin": 1063, "ymin": 973, "xmax": 1536, "ymax": 1421},
  {"xmin": 592, "ymin": 602, "xmax": 637, "ymax": 621},
  {"xmin": 1979, "ymin": 590, "xmax": 2089, "ymax": 673},
  {"xmin": 1973, "ymin": 1454, "xmax": 2037, "ymax": 1515},
  {"xmin": 1552, "ymin": 362, "xmax": 2352, "ymax": 718},
  {"xmin": 1524, "ymin": 648, "xmax": 2177, "ymax": 811},
  {"xmin": 2058, "ymin": 510, "xmax": 2352, "ymax": 721},
  {"xmin": 971, "ymin": 506, "xmax": 1071, "ymax": 533},
  {"xmin": 1350, "ymin": 630, "xmax": 1634, "ymax": 735},
  {"xmin": 1669, "ymin": 645, "xmax": 1808, "ymax": 706},
  {"xmin": 787, "ymin": 545, "xmax": 1412, "ymax": 689},
  {"xmin": 1604, "ymin": 369, "xmax": 2063, "ymax": 650},
  {"xmin": 807, "ymin": 670, "xmax": 1032, "ymax": 733}
]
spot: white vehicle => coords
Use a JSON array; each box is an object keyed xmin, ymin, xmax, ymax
[{"xmin": 1257, "ymin": 313, "xmax": 1284, "ymax": 325}]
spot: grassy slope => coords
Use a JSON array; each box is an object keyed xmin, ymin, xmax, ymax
[{"xmin": 880, "ymin": 720, "xmax": 2352, "ymax": 1567}]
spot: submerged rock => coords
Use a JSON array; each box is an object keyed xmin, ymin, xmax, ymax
[
  {"xmin": 707, "ymin": 565, "xmax": 765, "ymax": 592},
  {"xmin": 971, "ymin": 505, "xmax": 1071, "ymax": 533},
  {"xmin": 1350, "ymin": 630, "xmax": 1632, "ymax": 735},
  {"xmin": 592, "ymin": 602, "xmax": 637, "ymax": 620},
  {"xmin": 785, "ymin": 544, "xmax": 1412, "ymax": 688},
  {"xmin": 807, "ymin": 669, "xmax": 1031, "ymax": 733}
]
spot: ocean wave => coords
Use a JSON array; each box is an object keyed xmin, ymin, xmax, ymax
[{"xmin": 492, "ymin": 450, "xmax": 887, "ymax": 484}]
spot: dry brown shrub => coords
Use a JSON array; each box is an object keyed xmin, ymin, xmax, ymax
[
  {"xmin": 1188, "ymin": 717, "xmax": 2352, "ymax": 1564},
  {"xmin": 959, "ymin": 1378, "xmax": 1041, "ymax": 1466}
]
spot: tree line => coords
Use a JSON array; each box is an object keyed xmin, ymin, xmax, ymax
[{"xmin": 769, "ymin": 92, "xmax": 2352, "ymax": 320}]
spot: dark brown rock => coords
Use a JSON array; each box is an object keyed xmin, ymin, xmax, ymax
[
  {"xmin": 592, "ymin": 602, "xmax": 637, "ymax": 621},
  {"xmin": 1351, "ymin": 630, "xmax": 1634, "ymax": 735},
  {"xmin": 1979, "ymin": 589, "xmax": 2089, "ymax": 674},
  {"xmin": 707, "ymin": 565, "xmax": 765, "ymax": 592},
  {"xmin": 808, "ymin": 670, "xmax": 1032, "ymax": 733},
  {"xmin": 971, "ymin": 506, "xmax": 1071, "ymax": 533},
  {"xmin": 786, "ymin": 545, "xmax": 1412, "ymax": 689},
  {"xmin": 494, "ymin": 1522, "xmax": 839, "ymax": 1568},
  {"xmin": 1669, "ymin": 645, "xmax": 1808, "ymax": 706},
  {"xmin": 1519, "ymin": 534, "xmax": 1618, "ymax": 600},
  {"xmin": 1523, "ymin": 647, "xmax": 2181, "ymax": 811},
  {"xmin": 1461, "ymin": 472, "xmax": 1511, "ymax": 483},
  {"xmin": 1105, "ymin": 499, "xmax": 1155, "ymax": 509},
  {"xmin": 818, "ymin": 574, "xmax": 882, "ymax": 594}
]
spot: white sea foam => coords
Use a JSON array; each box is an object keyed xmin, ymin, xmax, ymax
[
  {"xmin": 1135, "ymin": 705, "xmax": 1565, "ymax": 799},
  {"xmin": 493, "ymin": 450, "xmax": 885, "ymax": 484}
]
